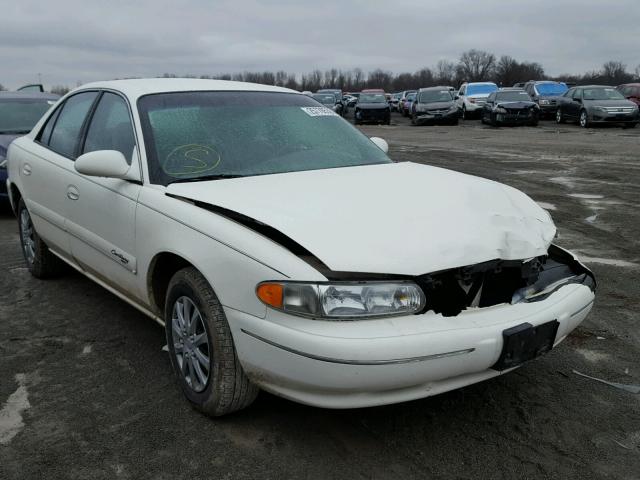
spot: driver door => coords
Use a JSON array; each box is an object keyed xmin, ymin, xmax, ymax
[{"xmin": 65, "ymin": 91, "xmax": 143, "ymax": 297}]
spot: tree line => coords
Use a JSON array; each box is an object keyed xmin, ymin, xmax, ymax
[{"xmin": 4, "ymin": 50, "xmax": 640, "ymax": 95}]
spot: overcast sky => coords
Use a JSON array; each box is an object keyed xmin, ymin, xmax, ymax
[{"xmin": 1, "ymin": 0, "xmax": 639, "ymax": 89}]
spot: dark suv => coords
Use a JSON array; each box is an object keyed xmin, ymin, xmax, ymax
[
  {"xmin": 556, "ymin": 85, "xmax": 639, "ymax": 128},
  {"xmin": 523, "ymin": 81, "xmax": 568, "ymax": 118}
]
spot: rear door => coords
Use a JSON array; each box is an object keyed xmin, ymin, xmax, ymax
[
  {"xmin": 65, "ymin": 91, "xmax": 142, "ymax": 296},
  {"xmin": 18, "ymin": 91, "xmax": 99, "ymax": 256}
]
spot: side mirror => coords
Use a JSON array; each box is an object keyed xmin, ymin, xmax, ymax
[
  {"xmin": 370, "ymin": 137, "xmax": 389, "ymax": 153},
  {"xmin": 75, "ymin": 150, "xmax": 136, "ymax": 180}
]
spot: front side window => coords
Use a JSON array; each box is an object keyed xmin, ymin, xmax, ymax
[
  {"xmin": 83, "ymin": 92, "xmax": 136, "ymax": 163},
  {"xmin": 572, "ymin": 89, "xmax": 582, "ymax": 100},
  {"xmin": 138, "ymin": 91, "xmax": 391, "ymax": 186},
  {"xmin": 0, "ymin": 97, "xmax": 56, "ymax": 134},
  {"xmin": 48, "ymin": 91, "xmax": 99, "ymax": 158}
]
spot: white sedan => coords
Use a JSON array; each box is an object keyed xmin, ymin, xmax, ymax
[{"xmin": 6, "ymin": 79, "xmax": 596, "ymax": 416}]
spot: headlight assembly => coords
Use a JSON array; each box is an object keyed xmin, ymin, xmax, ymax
[
  {"xmin": 256, "ymin": 281, "xmax": 426, "ymax": 319},
  {"xmin": 539, "ymin": 99, "xmax": 550, "ymax": 105}
]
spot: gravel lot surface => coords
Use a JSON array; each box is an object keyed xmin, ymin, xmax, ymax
[{"xmin": 1, "ymin": 113, "xmax": 639, "ymax": 479}]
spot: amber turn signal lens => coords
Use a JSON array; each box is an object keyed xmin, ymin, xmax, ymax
[{"xmin": 257, "ymin": 283, "xmax": 284, "ymax": 308}]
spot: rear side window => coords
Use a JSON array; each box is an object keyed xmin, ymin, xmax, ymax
[
  {"xmin": 48, "ymin": 92, "xmax": 98, "ymax": 158},
  {"xmin": 39, "ymin": 107, "xmax": 61, "ymax": 145},
  {"xmin": 83, "ymin": 93, "xmax": 136, "ymax": 164}
]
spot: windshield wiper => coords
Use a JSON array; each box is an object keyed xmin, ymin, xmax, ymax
[{"xmin": 167, "ymin": 174, "xmax": 245, "ymax": 184}]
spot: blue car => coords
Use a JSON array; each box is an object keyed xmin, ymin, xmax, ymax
[{"xmin": 0, "ymin": 91, "xmax": 59, "ymax": 203}]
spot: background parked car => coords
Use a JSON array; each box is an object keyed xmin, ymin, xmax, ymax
[
  {"xmin": 389, "ymin": 92, "xmax": 401, "ymax": 111},
  {"xmin": 523, "ymin": 81, "xmax": 568, "ymax": 118},
  {"xmin": 400, "ymin": 92, "xmax": 416, "ymax": 117},
  {"xmin": 354, "ymin": 92, "xmax": 391, "ymax": 125},
  {"xmin": 556, "ymin": 85, "xmax": 639, "ymax": 128},
  {"xmin": 617, "ymin": 83, "xmax": 640, "ymax": 107},
  {"xmin": 481, "ymin": 89, "xmax": 539, "ymax": 127},
  {"xmin": 0, "ymin": 91, "xmax": 59, "ymax": 203},
  {"xmin": 411, "ymin": 87, "xmax": 459, "ymax": 125},
  {"xmin": 456, "ymin": 82, "xmax": 498, "ymax": 119},
  {"xmin": 312, "ymin": 93, "xmax": 344, "ymax": 115},
  {"xmin": 344, "ymin": 94, "xmax": 358, "ymax": 107},
  {"xmin": 317, "ymin": 89, "xmax": 346, "ymax": 116},
  {"xmin": 398, "ymin": 90, "xmax": 416, "ymax": 116}
]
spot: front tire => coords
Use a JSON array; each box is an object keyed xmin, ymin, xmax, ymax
[
  {"xmin": 579, "ymin": 109, "xmax": 590, "ymax": 128},
  {"xmin": 556, "ymin": 108, "xmax": 565, "ymax": 124},
  {"xmin": 17, "ymin": 199, "xmax": 65, "ymax": 278},
  {"xmin": 165, "ymin": 267, "xmax": 258, "ymax": 417}
]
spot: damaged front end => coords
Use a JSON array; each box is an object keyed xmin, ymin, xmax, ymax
[{"xmin": 416, "ymin": 244, "xmax": 595, "ymax": 317}]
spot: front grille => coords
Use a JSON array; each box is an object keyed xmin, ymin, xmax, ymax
[
  {"xmin": 602, "ymin": 106, "xmax": 634, "ymax": 113},
  {"xmin": 427, "ymin": 109, "xmax": 449, "ymax": 115}
]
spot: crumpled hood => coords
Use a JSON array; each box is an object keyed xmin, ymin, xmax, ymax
[{"xmin": 167, "ymin": 162, "xmax": 556, "ymax": 276}]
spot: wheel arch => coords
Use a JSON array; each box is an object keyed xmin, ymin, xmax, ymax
[
  {"xmin": 147, "ymin": 251, "xmax": 199, "ymax": 316},
  {"xmin": 8, "ymin": 182, "xmax": 22, "ymax": 215}
]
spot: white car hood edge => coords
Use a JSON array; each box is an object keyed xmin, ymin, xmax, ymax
[{"xmin": 167, "ymin": 162, "xmax": 556, "ymax": 277}]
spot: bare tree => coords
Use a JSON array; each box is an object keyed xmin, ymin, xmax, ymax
[
  {"xmin": 601, "ymin": 61, "xmax": 632, "ymax": 85},
  {"xmin": 635, "ymin": 64, "xmax": 640, "ymax": 80},
  {"xmin": 367, "ymin": 69, "xmax": 393, "ymax": 91},
  {"xmin": 352, "ymin": 68, "xmax": 364, "ymax": 91},
  {"xmin": 0, "ymin": 83, "xmax": 6, "ymax": 91},
  {"xmin": 434, "ymin": 60, "xmax": 457, "ymax": 86},
  {"xmin": 457, "ymin": 49, "xmax": 496, "ymax": 82},
  {"xmin": 51, "ymin": 85, "xmax": 70, "ymax": 95}
]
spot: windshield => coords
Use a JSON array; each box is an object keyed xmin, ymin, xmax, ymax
[
  {"xmin": 583, "ymin": 87, "xmax": 625, "ymax": 100},
  {"xmin": 359, "ymin": 93, "xmax": 387, "ymax": 103},
  {"xmin": 312, "ymin": 94, "xmax": 336, "ymax": 105},
  {"xmin": 466, "ymin": 84, "xmax": 498, "ymax": 96},
  {"xmin": 0, "ymin": 98, "xmax": 55, "ymax": 134},
  {"xmin": 138, "ymin": 91, "xmax": 391, "ymax": 185},
  {"xmin": 496, "ymin": 91, "xmax": 532, "ymax": 102},
  {"xmin": 418, "ymin": 90, "xmax": 453, "ymax": 103},
  {"xmin": 406, "ymin": 93, "xmax": 416, "ymax": 101},
  {"xmin": 535, "ymin": 82, "xmax": 568, "ymax": 96}
]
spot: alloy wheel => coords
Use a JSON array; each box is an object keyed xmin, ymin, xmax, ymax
[
  {"xmin": 556, "ymin": 109, "xmax": 562, "ymax": 123},
  {"xmin": 580, "ymin": 111, "xmax": 588, "ymax": 128},
  {"xmin": 171, "ymin": 296, "xmax": 211, "ymax": 393},
  {"xmin": 20, "ymin": 208, "xmax": 36, "ymax": 265}
]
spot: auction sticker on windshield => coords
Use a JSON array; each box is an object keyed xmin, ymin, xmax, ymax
[{"xmin": 301, "ymin": 106, "xmax": 339, "ymax": 117}]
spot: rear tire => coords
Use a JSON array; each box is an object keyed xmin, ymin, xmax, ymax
[
  {"xmin": 165, "ymin": 267, "xmax": 259, "ymax": 417},
  {"xmin": 622, "ymin": 122, "xmax": 637, "ymax": 129},
  {"xmin": 17, "ymin": 199, "xmax": 66, "ymax": 279}
]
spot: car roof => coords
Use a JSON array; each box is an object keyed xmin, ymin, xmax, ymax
[
  {"xmin": 74, "ymin": 78, "xmax": 297, "ymax": 100},
  {"xmin": 619, "ymin": 83, "xmax": 640, "ymax": 87},
  {"xmin": 417, "ymin": 86, "xmax": 453, "ymax": 92},
  {"xmin": 0, "ymin": 91, "xmax": 60, "ymax": 101}
]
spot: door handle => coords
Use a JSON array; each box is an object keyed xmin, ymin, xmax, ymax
[
  {"xmin": 67, "ymin": 186, "xmax": 79, "ymax": 201},
  {"xmin": 22, "ymin": 164, "xmax": 32, "ymax": 176}
]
